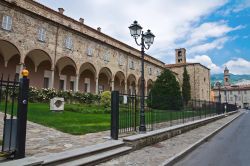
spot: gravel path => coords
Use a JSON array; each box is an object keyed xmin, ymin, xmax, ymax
[{"xmin": 98, "ymin": 111, "xmax": 243, "ymax": 166}]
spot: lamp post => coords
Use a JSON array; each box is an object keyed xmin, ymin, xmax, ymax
[
  {"xmin": 129, "ymin": 21, "xmax": 155, "ymax": 132},
  {"xmin": 234, "ymin": 95, "xmax": 237, "ymax": 106}
]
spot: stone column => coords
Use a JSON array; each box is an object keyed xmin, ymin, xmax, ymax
[
  {"xmin": 75, "ymin": 74, "xmax": 79, "ymax": 92},
  {"xmin": 136, "ymin": 83, "xmax": 139, "ymax": 95},
  {"xmin": 95, "ymin": 77, "xmax": 99, "ymax": 94},
  {"xmin": 50, "ymin": 69, "xmax": 55, "ymax": 89},
  {"xmin": 125, "ymin": 80, "xmax": 127, "ymax": 94},
  {"xmin": 19, "ymin": 63, "xmax": 24, "ymax": 79},
  {"xmin": 111, "ymin": 79, "xmax": 114, "ymax": 91}
]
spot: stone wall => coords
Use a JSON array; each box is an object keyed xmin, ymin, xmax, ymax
[{"xmin": 167, "ymin": 64, "xmax": 210, "ymax": 101}]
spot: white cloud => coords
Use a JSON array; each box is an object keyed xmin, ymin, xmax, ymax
[
  {"xmin": 223, "ymin": 58, "xmax": 250, "ymax": 74},
  {"xmin": 218, "ymin": 0, "xmax": 250, "ymax": 16},
  {"xmin": 186, "ymin": 21, "xmax": 243, "ymax": 46},
  {"xmin": 189, "ymin": 37, "xmax": 229, "ymax": 54},
  {"xmin": 187, "ymin": 56, "xmax": 250, "ymax": 75},
  {"xmin": 37, "ymin": 0, "xmax": 228, "ymax": 63},
  {"xmin": 187, "ymin": 55, "xmax": 222, "ymax": 74}
]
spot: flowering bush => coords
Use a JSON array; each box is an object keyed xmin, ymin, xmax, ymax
[{"xmin": 28, "ymin": 87, "xmax": 100, "ymax": 104}]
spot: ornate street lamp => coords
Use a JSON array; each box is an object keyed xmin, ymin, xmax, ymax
[{"xmin": 129, "ymin": 21, "xmax": 155, "ymax": 132}]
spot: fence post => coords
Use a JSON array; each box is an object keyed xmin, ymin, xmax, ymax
[
  {"xmin": 111, "ymin": 91, "xmax": 119, "ymax": 140},
  {"xmin": 15, "ymin": 70, "xmax": 29, "ymax": 159}
]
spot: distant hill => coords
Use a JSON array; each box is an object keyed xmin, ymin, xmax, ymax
[{"xmin": 211, "ymin": 74, "xmax": 250, "ymax": 86}]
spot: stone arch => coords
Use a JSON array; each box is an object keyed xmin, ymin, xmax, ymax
[
  {"xmin": 55, "ymin": 56, "xmax": 77, "ymax": 91},
  {"xmin": 127, "ymin": 74, "xmax": 137, "ymax": 95},
  {"xmin": 24, "ymin": 49, "xmax": 52, "ymax": 88},
  {"xmin": 98, "ymin": 67, "xmax": 112, "ymax": 93},
  {"xmin": 114, "ymin": 71, "xmax": 125, "ymax": 93},
  {"xmin": 79, "ymin": 62, "xmax": 97, "ymax": 93},
  {"xmin": 147, "ymin": 79, "xmax": 154, "ymax": 95},
  {"xmin": 0, "ymin": 40, "xmax": 21, "ymax": 80}
]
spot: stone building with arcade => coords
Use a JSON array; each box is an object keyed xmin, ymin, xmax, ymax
[{"xmin": 0, "ymin": 0, "xmax": 165, "ymax": 95}]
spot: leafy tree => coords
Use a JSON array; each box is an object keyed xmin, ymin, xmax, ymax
[
  {"xmin": 148, "ymin": 69, "xmax": 182, "ymax": 110},
  {"xmin": 182, "ymin": 67, "xmax": 191, "ymax": 105}
]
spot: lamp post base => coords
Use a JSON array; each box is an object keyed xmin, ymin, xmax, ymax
[{"xmin": 139, "ymin": 126, "xmax": 146, "ymax": 133}]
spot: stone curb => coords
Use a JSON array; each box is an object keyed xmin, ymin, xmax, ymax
[{"xmin": 159, "ymin": 111, "xmax": 243, "ymax": 166}]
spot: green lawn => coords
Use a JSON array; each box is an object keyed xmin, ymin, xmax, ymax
[
  {"xmin": 0, "ymin": 102, "xmax": 110, "ymax": 135},
  {"xmin": 0, "ymin": 102, "xmax": 216, "ymax": 135}
]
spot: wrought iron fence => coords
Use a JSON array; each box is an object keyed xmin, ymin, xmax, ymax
[
  {"xmin": 0, "ymin": 73, "xmax": 29, "ymax": 159},
  {"xmin": 118, "ymin": 93, "xmax": 153, "ymax": 135},
  {"xmin": 111, "ymin": 91, "xmax": 237, "ymax": 138},
  {"xmin": 0, "ymin": 74, "xmax": 19, "ymax": 155}
]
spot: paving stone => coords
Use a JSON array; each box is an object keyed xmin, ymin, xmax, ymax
[{"xmin": 0, "ymin": 112, "xmax": 110, "ymax": 157}]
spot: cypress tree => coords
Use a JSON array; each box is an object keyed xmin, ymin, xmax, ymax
[{"xmin": 182, "ymin": 66, "xmax": 191, "ymax": 105}]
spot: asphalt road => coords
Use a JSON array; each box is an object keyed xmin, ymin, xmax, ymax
[{"xmin": 174, "ymin": 110, "xmax": 250, "ymax": 166}]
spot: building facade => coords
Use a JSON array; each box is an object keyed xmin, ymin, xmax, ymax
[
  {"xmin": 0, "ymin": 0, "xmax": 165, "ymax": 95},
  {"xmin": 166, "ymin": 48, "xmax": 211, "ymax": 101},
  {"xmin": 213, "ymin": 67, "xmax": 250, "ymax": 108}
]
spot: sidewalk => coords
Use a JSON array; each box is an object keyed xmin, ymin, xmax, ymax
[
  {"xmin": 98, "ymin": 110, "xmax": 243, "ymax": 166},
  {"xmin": 0, "ymin": 113, "xmax": 110, "ymax": 157}
]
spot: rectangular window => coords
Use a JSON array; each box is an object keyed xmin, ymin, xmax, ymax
[
  {"xmin": 129, "ymin": 61, "xmax": 135, "ymax": 69},
  {"xmin": 59, "ymin": 80, "xmax": 64, "ymax": 90},
  {"xmin": 230, "ymin": 91, "xmax": 232, "ymax": 95},
  {"xmin": 104, "ymin": 53, "xmax": 110, "ymax": 62},
  {"xmin": 244, "ymin": 90, "xmax": 247, "ymax": 94},
  {"xmin": 38, "ymin": 27, "xmax": 46, "ymax": 42},
  {"xmin": 87, "ymin": 47, "xmax": 93, "ymax": 56},
  {"xmin": 43, "ymin": 77, "xmax": 49, "ymax": 88},
  {"xmin": 2, "ymin": 15, "xmax": 12, "ymax": 31},
  {"xmin": 149, "ymin": 68, "xmax": 152, "ymax": 75},
  {"xmin": 65, "ymin": 36, "xmax": 73, "ymax": 50},
  {"xmin": 70, "ymin": 81, "xmax": 74, "ymax": 91},
  {"xmin": 118, "ymin": 56, "xmax": 124, "ymax": 66}
]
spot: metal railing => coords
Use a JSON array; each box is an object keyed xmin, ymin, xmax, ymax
[{"xmin": 110, "ymin": 91, "xmax": 237, "ymax": 139}]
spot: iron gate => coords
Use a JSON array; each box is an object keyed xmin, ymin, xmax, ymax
[{"xmin": 0, "ymin": 72, "xmax": 29, "ymax": 159}]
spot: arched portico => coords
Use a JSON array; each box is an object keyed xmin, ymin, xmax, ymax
[
  {"xmin": 114, "ymin": 71, "xmax": 125, "ymax": 93},
  {"xmin": 98, "ymin": 67, "xmax": 112, "ymax": 94},
  {"xmin": 79, "ymin": 62, "xmax": 96, "ymax": 93},
  {"xmin": 55, "ymin": 56, "xmax": 77, "ymax": 91},
  {"xmin": 147, "ymin": 79, "xmax": 153, "ymax": 95},
  {"xmin": 24, "ymin": 49, "xmax": 52, "ymax": 88},
  {"xmin": 0, "ymin": 40, "xmax": 21, "ymax": 80},
  {"xmin": 127, "ymin": 74, "xmax": 137, "ymax": 95}
]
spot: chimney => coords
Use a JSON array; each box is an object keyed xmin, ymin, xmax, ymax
[
  {"xmin": 58, "ymin": 8, "xmax": 65, "ymax": 14},
  {"xmin": 97, "ymin": 27, "xmax": 101, "ymax": 32},
  {"xmin": 79, "ymin": 18, "xmax": 84, "ymax": 24}
]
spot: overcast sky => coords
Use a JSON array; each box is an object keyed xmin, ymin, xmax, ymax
[{"xmin": 37, "ymin": 0, "xmax": 250, "ymax": 75}]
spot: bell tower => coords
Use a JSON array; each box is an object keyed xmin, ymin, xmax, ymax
[
  {"xmin": 224, "ymin": 66, "xmax": 230, "ymax": 86},
  {"xmin": 175, "ymin": 48, "xmax": 186, "ymax": 64}
]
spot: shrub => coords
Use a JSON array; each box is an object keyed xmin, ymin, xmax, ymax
[
  {"xmin": 100, "ymin": 91, "xmax": 111, "ymax": 112},
  {"xmin": 27, "ymin": 87, "xmax": 100, "ymax": 104}
]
